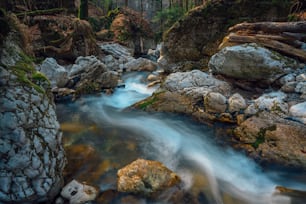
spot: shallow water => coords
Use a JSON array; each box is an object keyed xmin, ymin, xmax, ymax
[{"xmin": 56, "ymin": 72, "xmax": 306, "ymax": 204}]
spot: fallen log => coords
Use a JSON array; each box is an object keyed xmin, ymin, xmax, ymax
[
  {"xmin": 228, "ymin": 33, "xmax": 306, "ymax": 62},
  {"xmin": 229, "ymin": 21, "xmax": 306, "ymax": 34},
  {"xmin": 282, "ymin": 32, "xmax": 306, "ymax": 41},
  {"xmin": 16, "ymin": 8, "xmax": 66, "ymax": 17}
]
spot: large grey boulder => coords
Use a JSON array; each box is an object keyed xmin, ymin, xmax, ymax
[
  {"xmin": 0, "ymin": 66, "xmax": 66, "ymax": 203},
  {"xmin": 124, "ymin": 57, "xmax": 157, "ymax": 72},
  {"xmin": 37, "ymin": 58, "xmax": 69, "ymax": 88},
  {"xmin": 99, "ymin": 42, "xmax": 134, "ymax": 63},
  {"xmin": 69, "ymin": 56, "xmax": 107, "ymax": 77},
  {"xmin": 164, "ymin": 70, "xmax": 230, "ymax": 94},
  {"xmin": 69, "ymin": 56, "xmax": 119, "ymax": 94},
  {"xmin": 209, "ymin": 43, "xmax": 298, "ymax": 84}
]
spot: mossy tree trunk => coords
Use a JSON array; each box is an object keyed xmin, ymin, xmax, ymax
[{"xmin": 79, "ymin": 0, "xmax": 88, "ymax": 20}]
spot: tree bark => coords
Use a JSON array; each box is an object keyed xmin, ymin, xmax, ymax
[
  {"xmin": 229, "ymin": 21, "xmax": 306, "ymax": 34},
  {"xmin": 79, "ymin": 0, "xmax": 88, "ymax": 20},
  {"xmin": 228, "ymin": 33, "xmax": 306, "ymax": 62}
]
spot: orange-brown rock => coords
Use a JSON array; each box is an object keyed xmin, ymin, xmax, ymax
[
  {"xmin": 234, "ymin": 112, "xmax": 306, "ymax": 170},
  {"xmin": 117, "ymin": 159, "xmax": 181, "ymax": 197}
]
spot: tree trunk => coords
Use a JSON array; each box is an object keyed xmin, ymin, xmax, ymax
[
  {"xmin": 229, "ymin": 22, "xmax": 306, "ymax": 34},
  {"xmin": 79, "ymin": 0, "xmax": 88, "ymax": 20},
  {"xmin": 228, "ymin": 33, "xmax": 306, "ymax": 62}
]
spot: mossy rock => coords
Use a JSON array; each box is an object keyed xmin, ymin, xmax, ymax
[
  {"xmin": 163, "ymin": 0, "xmax": 294, "ymax": 64},
  {"xmin": 9, "ymin": 52, "xmax": 50, "ymax": 94}
]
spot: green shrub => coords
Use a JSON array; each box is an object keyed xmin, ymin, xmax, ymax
[{"xmin": 153, "ymin": 6, "xmax": 184, "ymax": 41}]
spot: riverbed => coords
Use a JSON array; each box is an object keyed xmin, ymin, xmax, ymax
[{"xmin": 56, "ymin": 72, "xmax": 306, "ymax": 204}]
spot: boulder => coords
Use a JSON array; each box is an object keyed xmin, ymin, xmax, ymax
[
  {"xmin": 228, "ymin": 93, "xmax": 247, "ymax": 113},
  {"xmin": 289, "ymin": 102, "xmax": 306, "ymax": 124},
  {"xmin": 164, "ymin": 70, "xmax": 230, "ymax": 95},
  {"xmin": 245, "ymin": 92, "xmax": 288, "ymax": 116},
  {"xmin": 135, "ymin": 70, "xmax": 231, "ymax": 122},
  {"xmin": 234, "ymin": 112, "xmax": 306, "ymax": 170},
  {"xmin": 117, "ymin": 159, "xmax": 181, "ymax": 197},
  {"xmin": 61, "ymin": 180, "xmax": 98, "ymax": 204},
  {"xmin": 37, "ymin": 58, "xmax": 69, "ymax": 88},
  {"xmin": 124, "ymin": 57, "xmax": 157, "ymax": 72},
  {"xmin": 69, "ymin": 56, "xmax": 119, "ymax": 95},
  {"xmin": 204, "ymin": 92, "xmax": 227, "ymax": 113},
  {"xmin": 100, "ymin": 42, "xmax": 134, "ymax": 62},
  {"xmin": 69, "ymin": 56, "xmax": 107, "ymax": 77},
  {"xmin": 0, "ymin": 41, "xmax": 66, "ymax": 203},
  {"xmin": 209, "ymin": 43, "xmax": 298, "ymax": 84},
  {"xmin": 162, "ymin": 0, "xmax": 292, "ymax": 70},
  {"xmin": 101, "ymin": 55, "xmax": 121, "ymax": 71}
]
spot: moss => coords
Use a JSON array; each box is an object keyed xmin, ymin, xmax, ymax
[
  {"xmin": 75, "ymin": 81, "xmax": 100, "ymax": 95},
  {"xmin": 252, "ymin": 125, "xmax": 276, "ymax": 149},
  {"xmin": 138, "ymin": 96, "xmax": 158, "ymax": 110},
  {"xmin": 138, "ymin": 91, "xmax": 165, "ymax": 110},
  {"xmin": 252, "ymin": 128, "xmax": 265, "ymax": 149},
  {"xmin": 32, "ymin": 71, "xmax": 51, "ymax": 85},
  {"xmin": 9, "ymin": 52, "xmax": 49, "ymax": 94}
]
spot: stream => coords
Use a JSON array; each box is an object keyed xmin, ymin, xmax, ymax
[{"xmin": 56, "ymin": 72, "xmax": 306, "ymax": 204}]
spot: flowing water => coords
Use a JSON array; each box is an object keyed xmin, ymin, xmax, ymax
[{"xmin": 56, "ymin": 72, "xmax": 306, "ymax": 204}]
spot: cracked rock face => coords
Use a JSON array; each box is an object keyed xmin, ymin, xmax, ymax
[{"xmin": 0, "ymin": 66, "xmax": 66, "ymax": 203}]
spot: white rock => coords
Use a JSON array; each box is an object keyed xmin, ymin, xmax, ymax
[
  {"xmin": 147, "ymin": 74, "xmax": 159, "ymax": 81},
  {"xmin": 295, "ymin": 82, "xmax": 306, "ymax": 94},
  {"xmin": 69, "ymin": 56, "xmax": 106, "ymax": 77},
  {"xmin": 228, "ymin": 93, "xmax": 247, "ymax": 113},
  {"xmin": 99, "ymin": 42, "xmax": 134, "ymax": 62},
  {"xmin": 279, "ymin": 73, "xmax": 296, "ymax": 85},
  {"xmin": 296, "ymin": 73, "xmax": 306, "ymax": 82},
  {"xmin": 61, "ymin": 180, "xmax": 97, "ymax": 204},
  {"xmin": 209, "ymin": 43, "xmax": 298, "ymax": 83},
  {"xmin": 204, "ymin": 92, "xmax": 227, "ymax": 113},
  {"xmin": 37, "ymin": 58, "xmax": 69, "ymax": 88},
  {"xmin": 254, "ymin": 92, "xmax": 288, "ymax": 114},
  {"xmin": 289, "ymin": 102, "xmax": 306, "ymax": 123},
  {"xmin": 164, "ymin": 70, "xmax": 231, "ymax": 94},
  {"xmin": 125, "ymin": 57, "xmax": 157, "ymax": 72}
]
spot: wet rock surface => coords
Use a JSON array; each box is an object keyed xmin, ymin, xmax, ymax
[
  {"xmin": 136, "ymin": 43, "xmax": 306, "ymax": 169},
  {"xmin": 117, "ymin": 158, "xmax": 181, "ymax": 197},
  {"xmin": 234, "ymin": 112, "xmax": 306, "ymax": 170},
  {"xmin": 208, "ymin": 43, "xmax": 298, "ymax": 84}
]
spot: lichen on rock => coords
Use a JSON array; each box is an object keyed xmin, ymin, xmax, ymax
[{"xmin": 117, "ymin": 159, "xmax": 181, "ymax": 198}]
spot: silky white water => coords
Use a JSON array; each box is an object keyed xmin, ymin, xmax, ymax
[{"xmin": 58, "ymin": 72, "xmax": 306, "ymax": 204}]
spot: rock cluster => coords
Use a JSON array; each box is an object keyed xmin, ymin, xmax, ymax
[{"xmin": 138, "ymin": 42, "xmax": 306, "ymax": 170}]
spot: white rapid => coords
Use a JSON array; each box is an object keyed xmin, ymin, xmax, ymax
[{"xmin": 66, "ymin": 72, "xmax": 306, "ymax": 204}]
